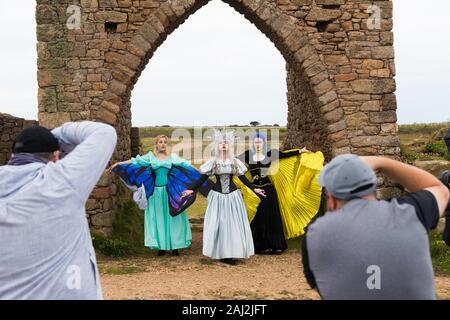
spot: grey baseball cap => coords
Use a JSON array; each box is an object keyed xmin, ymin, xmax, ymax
[{"xmin": 318, "ymin": 154, "xmax": 377, "ymax": 200}]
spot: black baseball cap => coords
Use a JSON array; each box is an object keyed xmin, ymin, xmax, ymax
[{"xmin": 12, "ymin": 125, "xmax": 60, "ymax": 154}]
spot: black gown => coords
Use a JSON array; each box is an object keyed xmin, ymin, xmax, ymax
[{"xmin": 240, "ymin": 149, "xmax": 299, "ymax": 253}]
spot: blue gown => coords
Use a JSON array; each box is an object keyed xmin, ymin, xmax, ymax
[{"xmin": 133, "ymin": 152, "xmax": 192, "ymax": 250}]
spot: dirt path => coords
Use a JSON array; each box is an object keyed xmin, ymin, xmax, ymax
[{"xmin": 99, "ymin": 230, "xmax": 450, "ymax": 300}]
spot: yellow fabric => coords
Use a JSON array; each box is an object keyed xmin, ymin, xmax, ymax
[
  {"xmin": 233, "ymin": 172, "xmax": 261, "ymax": 223},
  {"xmin": 267, "ymin": 150, "xmax": 324, "ymax": 239}
]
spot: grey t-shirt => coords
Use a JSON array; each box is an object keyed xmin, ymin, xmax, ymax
[{"xmin": 302, "ymin": 191, "xmax": 439, "ymax": 300}]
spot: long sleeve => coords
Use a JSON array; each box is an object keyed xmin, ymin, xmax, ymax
[
  {"xmin": 280, "ymin": 150, "xmax": 300, "ymax": 159},
  {"xmin": 269, "ymin": 149, "xmax": 299, "ymax": 160},
  {"xmin": 189, "ymin": 174, "xmax": 209, "ymax": 191},
  {"xmin": 238, "ymin": 174, "xmax": 254, "ymax": 190},
  {"xmin": 51, "ymin": 121, "xmax": 117, "ymax": 202}
]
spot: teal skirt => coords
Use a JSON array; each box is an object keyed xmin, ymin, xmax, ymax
[{"xmin": 144, "ymin": 186, "xmax": 192, "ymax": 250}]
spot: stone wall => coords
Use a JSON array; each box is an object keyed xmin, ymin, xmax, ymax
[
  {"xmin": 0, "ymin": 113, "xmax": 39, "ymax": 165},
  {"xmin": 36, "ymin": 0, "xmax": 400, "ymax": 233},
  {"xmin": 131, "ymin": 127, "xmax": 143, "ymax": 157}
]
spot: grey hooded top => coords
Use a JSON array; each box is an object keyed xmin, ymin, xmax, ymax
[{"xmin": 0, "ymin": 121, "xmax": 117, "ymax": 299}]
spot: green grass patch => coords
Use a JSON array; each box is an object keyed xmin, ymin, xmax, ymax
[
  {"xmin": 430, "ymin": 230, "xmax": 450, "ymax": 276},
  {"xmin": 423, "ymin": 141, "xmax": 450, "ymax": 160},
  {"xmin": 92, "ymin": 200, "xmax": 146, "ymax": 258},
  {"xmin": 398, "ymin": 122, "xmax": 450, "ymax": 135},
  {"xmin": 400, "ymin": 143, "xmax": 419, "ymax": 163}
]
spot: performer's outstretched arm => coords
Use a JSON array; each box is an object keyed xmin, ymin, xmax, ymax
[
  {"xmin": 183, "ymin": 174, "xmax": 209, "ymax": 196},
  {"xmin": 278, "ymin": 150, "xmax": 300, "ymax": 159},
  {"xmin": 189, "ymin": 174, "xmax": 209, "ymax": 191},
  {"xmin": 238, "ymin": 175, "xmax": 266, "ymax": 198},
  {"xmin": 238, "ymin": 174, "xmax": 254, "ymax": 189}
]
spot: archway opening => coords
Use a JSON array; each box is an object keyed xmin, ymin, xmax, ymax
[{"xmin": 105, "ymin": 0, "xmax": 333, "ymax": 168}]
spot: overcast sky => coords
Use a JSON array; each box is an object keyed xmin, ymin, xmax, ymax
[{"xmin": 0, "ymin": 0, "xmax": 448, "ymax": 127}]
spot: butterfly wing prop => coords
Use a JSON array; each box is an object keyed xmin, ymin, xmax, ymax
[{"xmin": 167, "ymin": 165, "xmax": 213, "ymax": 217}]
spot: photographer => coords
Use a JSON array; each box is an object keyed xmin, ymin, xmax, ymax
[
  {"xmin": 302, "ymin": 154, "xmax": 449, "ymax": 300},
  {"xmin": 0, "ymin": 121, "xmax": 117, "ymax": 299}
]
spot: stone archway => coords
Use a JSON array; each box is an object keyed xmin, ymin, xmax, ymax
[{"xmin": 36, "ymin": 0, "xmax": 399, "ymax": 234}]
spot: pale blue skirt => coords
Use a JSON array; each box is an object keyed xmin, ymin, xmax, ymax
[{"xmin": 203, "ymin": 189, "xmax": 255, "ymax": 259}]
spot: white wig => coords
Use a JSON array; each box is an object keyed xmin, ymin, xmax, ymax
[{"xmin": 212, "ymin": 129, "xmax": 236, "ymax": 161}]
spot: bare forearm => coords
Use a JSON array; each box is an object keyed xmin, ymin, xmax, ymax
[
  {"xmin": 360, "ymin": 156, "xmax": 450, "ymax": 216},
  {"xmin": 361, "ymin": 156, "xmax": 441, "ymax": 192}
]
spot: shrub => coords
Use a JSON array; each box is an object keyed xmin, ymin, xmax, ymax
[
  {"xmin": 400, "ymin": 143, "xmax": 418, "ymax": 163},
  {"xmin": 92, "ymin": 200, "xmax": 146, "ymax": 257},
  {"xmin": 423, "ymin": 141, "xmax": 449, "ymax": 159},
  {"xmin": 429, "ymin": 231, "xmax": 450, "ymax": 276}
]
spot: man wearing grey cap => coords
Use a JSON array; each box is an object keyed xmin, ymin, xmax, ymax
[
  {"xmin": 301, "ymin": 154, "xmax": 449, "ymax": 300},
  {"xmin": 0, "ymin": 121, "xmax": 117, "ymax": 299}
]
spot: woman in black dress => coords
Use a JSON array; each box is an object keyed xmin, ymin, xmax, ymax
[{"xmin": 240, "ymin": 132, "xmax": 309, "ymax": 254}]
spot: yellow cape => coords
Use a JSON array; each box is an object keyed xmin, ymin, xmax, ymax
[
  {"xmin": 267, "ymin": 150, "xmax": 324, "ymax": 239},
  {"xmin": 233, "ymin": 171, "xmax": 261, "ymax": 223}
]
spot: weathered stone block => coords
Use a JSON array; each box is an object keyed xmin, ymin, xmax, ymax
[
  {"xmin": 369, "ymin": 111, "xmax": 397, "ymax": 123},
  {"xmin": 371, "ymin": 46, "xmax": 395, "ymax": 59},
  {"xmin": 306, "ymin": 7, "xmax": 341, "ymax": 22},
  {"xmin": 346, "ymin": 112, "xmax": 368, "ymax": 127},
  {"xmin": 91, "ymin": 212, "xmax": 113, "ymax": 227},
  {"xmin": 96, "ymin": 11, "xmax": 127, "ymax": 23},
  {"xmin": 360, "ymin": 100, "xmax": 380, "ymax": 112},
  {"xmin": 324, "ymin": 54, "xmax": 349, "ymax": 66},
  {"xmin": 382, "ymin": 93, "xmax": 397, "ymax": 111},
  {"xmin": 351, "ymin": 79, "xmax": 396, "ymax": 94}
]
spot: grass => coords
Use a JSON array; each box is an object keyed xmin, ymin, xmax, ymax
[
  {"xmin": 430, "ymin": 230, "xmax": 450, "ymax": 276},
  {"xmin": 398, "ymin": 122, "xmax": 449, "ymax": 162},
  {"xmin": 92, "ymin": 200, "xmax": 147, "ymax": 258},
  {"xmin": 100, "ymin": 124, "xmax": 450, "ymax": 274},
  {"xmin": 398, "ymin": 122, "xmax": 450, "ymax": 135},
  {"xmin": 423, "ymin": 141, "xmax": 450, "ymax": 160}
]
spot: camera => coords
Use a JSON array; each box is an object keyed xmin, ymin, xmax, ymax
[{"xmin": 438, "ymin": 170, "xmax": 450, "ymax": 246}]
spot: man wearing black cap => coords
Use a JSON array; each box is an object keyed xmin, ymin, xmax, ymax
[
  {"xmin": 301, "ymin": 154, "xmax": 449, "ymax": 299},
  {"xmin": 0, "ymin": 121, "xmax": 117, "ymax": 299}
]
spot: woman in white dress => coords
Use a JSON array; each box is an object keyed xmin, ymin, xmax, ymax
[{"xmin": 182, "ymin": 130, "xmax": 266, "ymax": 265}]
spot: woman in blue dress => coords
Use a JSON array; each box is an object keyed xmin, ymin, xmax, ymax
[{"xmin": 110, "ymin": 135, "xmax": 193, "ymax": 256}]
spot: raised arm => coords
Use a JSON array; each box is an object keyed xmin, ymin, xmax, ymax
[
  {"xmin": 360, "ymin": 156, "xmax": 450, "ymax": 218},
  {"xmin": 189, "ymin": 174, "xmax": 209, "ymax": 192},
  {"xmin": 51, "ymin": 121, "xmax": 117, "ymax": 201},
  {"xmin": 238, "ymin": 174, "xmax": 266, "ymax": 197},
  {"xmin": 279, "ymin": 150, "xmax": 300, "ymax": 159},
  {"xmin": 108, "ymin": 159, "xmax": 133, "ymax": 172},
  {"xmin": 238, "ymin": 174, "xmax": 254, "ymax": 190},
  {"xmin": 269, "ymin": 148, "xmax": 309, "ymax": 160}
]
